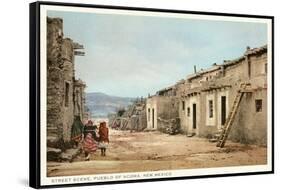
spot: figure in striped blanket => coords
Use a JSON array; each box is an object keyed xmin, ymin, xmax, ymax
[{"xmin": 83, "ymin": 132, "xmax": 98, "ymax": 161}]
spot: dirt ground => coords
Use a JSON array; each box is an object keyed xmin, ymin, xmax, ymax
[{"xmin": 47, "ymin": 130, "xmax": 267, "ymax": 177}]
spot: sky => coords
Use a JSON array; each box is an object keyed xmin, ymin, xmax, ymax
[{"xmin": 47, "ymin": 10, "xmax": 267, "ymax": 98}]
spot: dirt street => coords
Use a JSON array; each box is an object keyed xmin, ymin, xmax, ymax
[{"xmin": 47, "ymin": 130, "xmax": 267, "ymax": 177}]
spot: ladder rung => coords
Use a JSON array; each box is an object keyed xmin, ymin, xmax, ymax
[{"xmin": 216, "ymin": 85, "xmax": 247, "ymax": 148}]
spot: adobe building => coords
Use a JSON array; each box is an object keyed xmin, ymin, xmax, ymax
[
  {"xmin": 146, "ymin": 45, "xmax": 268, "ymax": 145},
  {"xmin": 146, "ymin": 86, "xmax": 179, "ymax": 131},
  {"xmin": 47, "ymin": 17, "xmax": 88, "ymax": 160}
]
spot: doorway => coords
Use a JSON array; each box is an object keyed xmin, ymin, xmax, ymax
[
  {"xmin": 221, "ymin": 96, "xmax": 226, "ymax": 125},
  {"xmin": 152, "ymin": 108, "xmax": 155, "ymax": 129},
  {"xmin": 192, "ymin": 104, "xmax": 196, "ymax": 129}
]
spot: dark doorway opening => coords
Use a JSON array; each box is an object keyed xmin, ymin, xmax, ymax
[
  {"xmin": 192, "ymin": 104, "xmax": 197, "ymax": 129},
  {"xmin": 152, "ymin": 108, "xmax": 155, "ymax": 129},
  {"xmin": 221, "ymin": 96, "xmax": 226, "ymax": 125}
]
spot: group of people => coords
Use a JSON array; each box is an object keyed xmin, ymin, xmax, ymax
[{"xmin": 71, "ymin": 116, "xmax": 109, "ymax": 161}]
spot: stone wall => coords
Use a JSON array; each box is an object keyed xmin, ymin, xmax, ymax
[
  {"xmin": 47, "ymin": 18, "xmax": 63, "ymax": 69},
  {"xmin": 47, "ymin": 17, "xmax": 87, "ymax": 160},
  {"xmin": 61, "ymin": 38, "xmax": 75, "ymax": 143},
  {"xmin": 74, "ymin": 79, "xmax": 87, "ymax": 122},
  {"xmin": 47, "ymin": 18, "xmax": 64, "ymax": 146}
]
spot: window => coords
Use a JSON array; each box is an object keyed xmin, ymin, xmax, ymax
[
  {"xmin": 148, "ymin": 108, "xmax": 150, "ymax": 121},
  {"xmin": 187, "ymin": 107, "xmax": 190, "ymax": 117},
  {"xmin": 255, "ymin": 99, "xmax": 262, "ymax": 112},
  {"xmin": 182, "ymin": 101, "xmax": 185, "ymax": 111},
  {"xmin": 265, "ymin": 63, "xmax": 267, "ymax": 73},
  {"xmin": 64, "ymin": 82, "xmax": 70, "ymax": 107},
  {"xmin": 209, "ymin": 100, "xmax": 213, "ymax": 118}
]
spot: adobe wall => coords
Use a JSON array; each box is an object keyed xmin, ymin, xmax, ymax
[
  {"xmin": 146, "ymin": 96, "xmax": 178, "ymax": 130},
  {"xmin": 178, "ymin": 47, "xmax": 268, "ymax": 145},
  {"xmin": 47, "ymin": 18, "xmax": 64, "ymax": 145},
  {"xmin": 47, "ymin": 17, "xmax": 87, "ymax": 150},
  {"xmin": 229, "ymin": 89, "xmax": 267, "ymax": 145},
  {"xmin": 74, "ymin": 80, "xmax": 86, "ymax": 120},
  {"xmin": 197, "ymin": 91, "xmax": 217, "ymax": 137},
  {"xmin": 61, "ymin": 38, "xmax": 75, "ymax": 143}
]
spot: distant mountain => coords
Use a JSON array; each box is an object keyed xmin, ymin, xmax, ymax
[{"xmin": 86, "ymin": 92, "xmax": 135, "ymax": 118}]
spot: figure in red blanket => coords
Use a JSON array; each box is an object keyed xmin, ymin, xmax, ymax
[{"xmin": 98, "ymin": 121, "xmax": 109, "ymax": 156}]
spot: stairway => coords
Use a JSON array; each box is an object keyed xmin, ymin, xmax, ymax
[{"xmin": 216, "ymin": 83, "xmax": 249, "ymax": 148}]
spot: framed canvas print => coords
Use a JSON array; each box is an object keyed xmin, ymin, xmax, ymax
[{"xmin": 29, "ymin": 1, "xmax": 274, "ymax": 188}]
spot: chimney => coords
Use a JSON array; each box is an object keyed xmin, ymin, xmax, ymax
[{"xmin": 194, "ymin": 65, "xmax": 197, "ymax": 73}]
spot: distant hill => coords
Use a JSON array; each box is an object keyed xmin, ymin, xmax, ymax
[{"xmin": 86, "ymin": 92, "xmax": 135, "ymax": 118}]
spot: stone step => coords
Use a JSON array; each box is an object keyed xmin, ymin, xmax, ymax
[
  {"xmin": 214, "ymin": 133, "xmax": 221, "ymax": 138},
  {"xmin": 187, "ymin": 133, "xmax": 195, "ymax": 137},
  {"xmin": 47, "ymin": 136, "xmax": 58, "ymax": 142},
  {"xmin": 47, "ymin": 147, "xmax": 62, "ymax": 161},
  {"xmin": 61, "ymin": 148, "xmax": 81, "ymax": 162},
  {"xmin": 47, "ymin": 127, "xmax": 58, "ymax": 136},
  {"xmin": 47, "ymin": 147, "xmax": 81, "ymax": 162},
  {"xmin": 47, "ymin": 127, "xmax": 57, "ymax": 131},
  {"xmin": 209, "ymin": 138, "xmax": 218, "ymax": 143},
  {"xmin": 47, "ymin": 136, "xmax": 59, "ymax": 147}
]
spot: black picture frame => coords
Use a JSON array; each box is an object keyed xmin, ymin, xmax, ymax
[{"xmin": 30, "ymin": 1, "xmax": 274, "ymax": 188}]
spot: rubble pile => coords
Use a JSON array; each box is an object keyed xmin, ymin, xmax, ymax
[{"xmin": 157, "ymin": 117, "xmax": 181, "ymax": 135}]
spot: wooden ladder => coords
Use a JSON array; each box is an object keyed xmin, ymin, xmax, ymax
[{"xmin": 216, "ymin": 83, "xmax": 248, "ymax": 148}]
